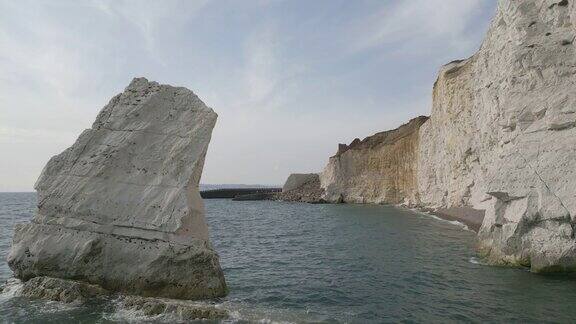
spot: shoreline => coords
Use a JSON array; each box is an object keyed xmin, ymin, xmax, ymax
[
  {"xmin": 224, "ymin": 191, "xmax": 486, "ymax": 233},
  {"xmin": 418, "ymin": 207, "xmax": 484, "ymax": 233}
]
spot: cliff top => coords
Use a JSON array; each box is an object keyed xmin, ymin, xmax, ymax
[{"xmin": 334, "ymin": 116, "xmax": 429, "ymax": 156}]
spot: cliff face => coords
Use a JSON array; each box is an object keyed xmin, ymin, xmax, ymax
[
  {"xmin": 422, "ymin": 0, "xmax": 576, "ymax": 272},
  {"xmin": 321, "ymin": 116, "xmax": 428, "ymax": 204},
  {"xmin": 320, "ymin": 0, "xmax": 576, "ymax": 272},
  {"xmin": 8, "ymin": 78, "xmax": 227, "ymax": 299}
]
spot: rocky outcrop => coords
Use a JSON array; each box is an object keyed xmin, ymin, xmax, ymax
[
  {"xmin": 0, "ymin": 277, "xmax": 228, "ymax": 320},
  {"xmin": 320, "ymin": 116, "xmax": 428, "ymax": 204},
  {"xmin": 276, "ymin": 173, "xmax": 325, "ymax": 203},
  {"xmin": 118, "ymin": 295, "xmax": 228, "ymax": 320},
  {"xmin": 319, "ymin": 0, "xmax": 576, "ymax": 272},
  {"xmin": 19, "ymin": 277, "xmax": 109, "ymax": 305},
  {"xmin": 282, "ymin": 174, "xmax": 318, "ymax": 192},
  {"xmin": 7, "ymin": 78, "xmax": 227, "ymax": 298},
  {"xmin": 232, "ymin": 174, "xmax": 325, "ymax": 203}
]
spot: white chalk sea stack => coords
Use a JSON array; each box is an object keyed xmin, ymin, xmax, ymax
[
  {"xmin": 8, "ymin": 77, "xmax": 227, "ymax": 299},
  {"xmin": 320, "ymin": 0, "xmax": 576, "ymax": 272}
]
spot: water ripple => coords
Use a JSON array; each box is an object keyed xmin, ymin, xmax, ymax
[{"xmin": 1, "ymin": 194, "xmax": 576, "ymax": 323}]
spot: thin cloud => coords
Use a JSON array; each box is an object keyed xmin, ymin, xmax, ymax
[
  {"xmin": 0, "ymin": 0, "xmax": 497, "ymax": 190},
  {"xmin": 245, "ymin": 24, "xmax": 308, "ymax": 105},
  {"xmin": 347, "ymin": 0, "xmax": 485, "ymax": 55},
  {"xmin": 244, "ymin": 26, "xmax": 279, "ymax": 104},
  {"xmin": 89, "ymin": 0, "xmax": 212, "ymax": 65}
]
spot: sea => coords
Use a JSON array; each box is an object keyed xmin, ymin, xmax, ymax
[{"xmin": 1, "ymin": 192, "xmax": 576, "ymax": 323}]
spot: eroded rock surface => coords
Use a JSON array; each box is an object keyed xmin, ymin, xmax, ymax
[
  {"xmin": 319, "ymin": 0, "xmax": 576, "ymax": 272},
  {"xmin": 320, "ymin": 117, "xmax": 428, "ymax": 204},
  {"xmin": 419, "ymin": 0, "xmax": 576, "ymax": 272},
  {"xmin": 118, "ymin": 295, "xmax": 228, "ymax": 321},
  {"xmin": 283, "ymin": 174, "xmax": 318, "ymax": 192},
  {"xmin": 20, "ymin": 277, "xmax": 109, "ymax": 305},
  {"xmin": 8, "ymin": 78, "xmax": 227, "ymax": 298},
  {"xmin": 1, "ymin": 278, "xmax": 227, "ymax": 320},
  {"xmin": 277, "ymin": 173, "xmax": 325, "ymax": 203}
]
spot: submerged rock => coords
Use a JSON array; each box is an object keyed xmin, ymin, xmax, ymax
[
  {"xmin": 277, "ymin": 173, "xmax": 325, "ymax": 203},
  {"xmin": 318, "ymin": 0, "xmax": 576, "ymax": 272},
  {"xmin": 8, "ymin": 77, "xmax": 227, "ymax": 298},
  {"xmin": 282, "ymin": 173, "xmax": 319, "ymax": 192},
  {"xmin": 2, "ymin": 277, "xmax": 227, "ymax": 320},
  {"xmin": 20, "ymin": 277, "xmax": 109, "ymax": 305},
  {"xmin": 118, "ymin": 295, "xmax": 228, "ymax": 321}
]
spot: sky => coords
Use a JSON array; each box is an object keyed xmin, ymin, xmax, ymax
[{"xmin": 0, "ymin": 0, "xmax": 497, "ymax": 191}]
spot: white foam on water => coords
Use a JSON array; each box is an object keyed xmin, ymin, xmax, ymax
[
  {"xmin": 217, "ymin": 300, "xmax": 300, "ymax": 324},
  {"xmin": 446, "ymin": 219, "xmax": 471, "ymax": 232},
  {"xmin": 257, "ymin": 320, "xmax": 295, "ymax": 324},
  {"xmin": 0, "ymin": 278, "xmax": 23, "ymax": 301},
  {"xmin": 36, "ymin": 300, "xmax": 77, "ymax": 314},
  {"xmin": 468, "ymin": 257, "xmax": 490, "ymax": 266},
  {"xmin": 104, "ymin": 301, "xmax": 298, "ymax": 324},
  {"xmin": 469, "ymin": 257, "xmax": 481, "ymax": 265},
  {"xmin": 1, "ymin": 278, "xmax": 79, "ymax": 316},
  {"xmin": 103, "ymin": 297, "xmax": 295, "ymax": 324},
  {"xmin": 409, "ymin": 209, "xmax": 473, "ymax": 232},
  {"xmin": 103, "ymin": 304, "xmax": 174, "ymax": 323},
  {"xmin": 101, "ymin": 297, "xmax": 167, "ymax": 323}
]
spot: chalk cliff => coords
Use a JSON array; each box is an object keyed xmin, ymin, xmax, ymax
[
  {"xmin": 8, "ymin": 78, "xmax": 227, "ymax": 298},
  {"xmin": 321, "ymin": 116, "xmax": 428, "ymax": 204},
  {"xmin": 320, "ymin": 0, "xmax": 576, "ymax": 272}
]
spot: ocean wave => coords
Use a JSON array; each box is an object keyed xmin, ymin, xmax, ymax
[
  {"xmin": 103, "ymin": 308, "xmax": 168, "ymax": 323},
  {"xmin": 0, "ymin": 278, "xmax": 23, "ymax": 301},
  {"xmin": 468, "ymin": 257, "xmax": 489, "ymax": 266},
  {"xmin": 103, "ymin": 298, "xmax": 300, "ymax": 324},
  {"xmin": 34, "ymin": 300, "xmax": 78, "ymax": 314},
  {"xmin": 102, "ymin": 297, "xmax": 177, "ymax": 323},
  {"xmin": 222, "ymin": 301, "xmax": 299, "ymax": 324}
]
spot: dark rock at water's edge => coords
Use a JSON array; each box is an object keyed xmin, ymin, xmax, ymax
[
  {"xmin": 282, "ymin": 173, "xmax": 318, "ymax": 192},
  {"xmin": 118, "ymin": 295, "xmax": 228, "ymax": 321},
  {"xmin": 1, "ymin": 277, "xmax": 229, "ymax": 321},
  {"xmin": 275, "ymin": 173, "xmax": 326, "ymax": 203},
  {"xmin": 19, "ymin": 276, "xmax": 109, "ymax": 305}
]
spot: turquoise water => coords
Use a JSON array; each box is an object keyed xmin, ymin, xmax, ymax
[{"xmin": 1, "ymin": 192, "xmax": 576, "ymax": 323}]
